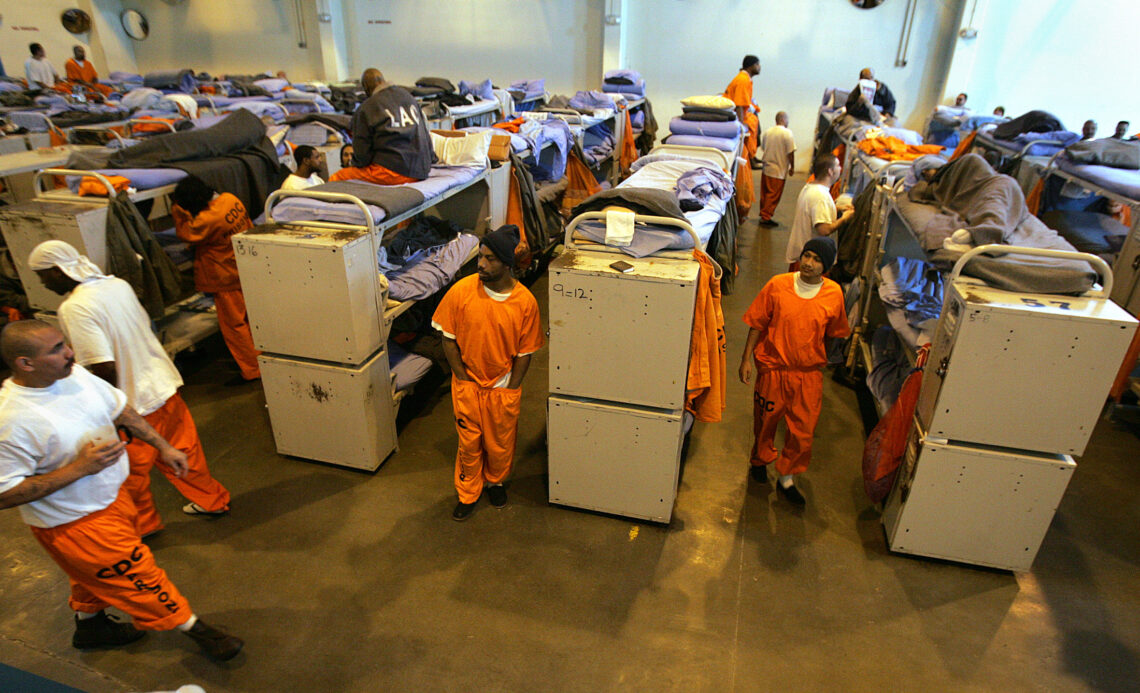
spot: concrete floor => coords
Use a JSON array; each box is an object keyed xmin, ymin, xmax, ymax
[{"xmin": 2, "ymin": 175, "xmax": 1139, "ymax": 693}]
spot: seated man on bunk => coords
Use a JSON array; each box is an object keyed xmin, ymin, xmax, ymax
[
  {"xmin": 280, "ymin": 146, "xmax": 325, "ymax": 191},
  {"xmin": 331, "ymin": 68, "xmax": 433, "ymax": 185},
  {"xmin": 1081, "ymin": 120, "xmax": 1098, "ymax": 141},
  {"xmin": 857, "ymin": 68, "xmax": 896, "ymax": 122},
  {"xmin": 24, "ymin": 43, "xmax": 59, "ymax": 91},
  {"xmin": 954, "ymin": 92, "xmax": 968, "ymax": 108},
  {"xmin": 64, "ymin": 46, "xmax": 113, "ymax": 99},
  {"xmin": 1112, "ymin": 121, "xmax": 1134, "ymax": 141}
]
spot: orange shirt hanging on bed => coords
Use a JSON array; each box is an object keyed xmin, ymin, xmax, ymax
[{"xmin": 856, "ymin": 135, "xmax": 944, "ymax": 162}]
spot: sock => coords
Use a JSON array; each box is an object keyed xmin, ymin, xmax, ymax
[
  {"xmin": 176, "ymin": 614, "xmax": 199, "ymax": 632},
  {"xmin": 779, "ymin": 474, "xmax": 795, "ymax": 488},
  {"xmin": 75, "ymin": 610, "xmax": 101, "ymax": 621}
]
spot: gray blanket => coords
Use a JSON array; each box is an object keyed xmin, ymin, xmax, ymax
[
  {"xmin": 1065, "ymin": 138, "xmax": 1140, "ymax": 170},
  {"xmin": 901, "ymin": 153, "xmax": 1096, "ymax": 294},
  {"xmin": 571, "ymin": 187, "xmax": 686, "ymax": 221},
  {"xmin": 310, "ymin": 180, "xmax": 426, "ymax": 218}
]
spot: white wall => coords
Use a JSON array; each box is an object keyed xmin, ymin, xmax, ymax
[
  {"xmin": 341, "ymin": 0, "xmax": 605, "ymax": 95},
  {"xmin": 124, "ymin": 0, "xmax": 325, "ymax": 80},
  {"xmin": 624, "ymin": 0, "xmax": 964, "ymax": 170},
  {"xmin": 0, "ymin": 0, "xmax": 136, "ymax": 80},
  {"xmin": 945, "ymin": 0, "xmax": 1140, "ymax": 135}
]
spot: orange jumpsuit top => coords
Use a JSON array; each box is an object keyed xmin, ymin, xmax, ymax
[
  {"xmin": 432, "ymin": 275, "xmax": 544, "ymax": 388},
  {"xmin": 723, "ymin": 70, "xmax": 754, "ymax": 109},
  {"xmin": 171, "ymin": 193, "xmax": 251, "ymax": 293},
  {"xmin": 65, "ymin": 59, "xmax": 98, "ymax": 83},
  {"xmin": 743, "ymin": 273, "xmax": 850, "ymax": 371}
]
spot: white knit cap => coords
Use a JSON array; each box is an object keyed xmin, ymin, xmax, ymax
[{"xmin": 27, "ymin": 240, "xmax": 108, "ymax": 283}]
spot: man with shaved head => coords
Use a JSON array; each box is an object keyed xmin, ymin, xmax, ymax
[
  {"xmin": 0, "ymin": 320, "xmax": 243, "ymax": 661},
  {"xmin": 757, "ymin": 111, "xmax": 796, "ymax": 227},
  {"xmin": 331, "ymin": 67, "xmax": 433, "ymax": 184}
]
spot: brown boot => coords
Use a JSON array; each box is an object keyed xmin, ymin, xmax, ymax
[{"xmin": 184, "ymin": 619, "xmax": 244, "ymax": 661}]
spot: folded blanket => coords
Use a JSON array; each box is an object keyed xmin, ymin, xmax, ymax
[
  {"xmin": 309, "ymin": 180, "xmax": 426, "ymax": 218},
  {"xmin": 669, "ymin": 116, "xmax": 740, "ymax": 139},
  {"xmin": 144, "ymin": 69, "xmax": 195, "ymax": 93},
  {"xmin": 682, "ymin": 108, "xmax": 736, "ymax": 123},
  {"xmin": 992, "ymin": 110, "xmax": 1064, "ymax": 139},
  {"xmin": 1065, "ymin": 138, "xmax": 1140, "ymax": 170},
  {"xmin": 571, "ymin": 186, "xmax": 686, "ymax": 221},
  {"xmin": 416, "ymin": 77, "xmax": 456, "ymax": 93}
]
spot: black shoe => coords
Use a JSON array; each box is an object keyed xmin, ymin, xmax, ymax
[
  {"xmin": 224, "ymin": 374, "xmax": 259, "ymax": 387},
  {"xmin": 487, "ymin": 485, "xmax": 508, "ymax": 508},
  {"xmin": 184, "ymin": 619, "xmax": 243, "ymax": 661},
  {"xmin": 758, "ymin": 218, "xmax": 779, "ymax": 227},
  {"xmin": 749, "ymin": 466, "xmax": 768, "ymax": 483},
  {"xmin": 777, "ymin": 481, "xmax": 806, "ymax": 506},
  {"xmin": 72, "ymin": 612, "xmax": 145, "ymax": 650},
  {"xmin": 452, "ymin": 500, "xmax": 477, "ymax": 521}
]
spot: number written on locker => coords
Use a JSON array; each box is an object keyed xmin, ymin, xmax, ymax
[{"xmin": 551, "ymin": 283, "xmax": 592, "ymax": 301}]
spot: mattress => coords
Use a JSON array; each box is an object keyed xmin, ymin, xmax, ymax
[
  {"xmin": 1056, "ymin": 159, "xmax": 1140, "ymax": 200},
  {"xmin": 447, "ymin": 99, "xmax": 500, "ymax": 119},
  {"xmin": 65, "ymin": 168, "xmax": 188, "ymax": 193},
  {"xmin": 665, "ymin": 134, "xmax": 740, "ymax": 153},
  {"xmin": 976, "ymin": 131, "xmax": 1071, "ymax": 158},
  {"xmin": 194, "ymin": 95, "xmax": 272, "ymax": 107},
  {"xmin": 668, "ymin": 117, "xmax": 741, "ymax": 139},
  {"xmin": 389, "ymin": 341, "xmax": 433, "ymax": 392},
  {"xmin": 270, "ymin": 165, "xmax": 485, "ymax": 226}
]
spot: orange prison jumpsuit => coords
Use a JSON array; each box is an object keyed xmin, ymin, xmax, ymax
[
  {"xmin": 759, "ymin": 175, "xmax": 786, "ymax": 222},
  {"xmin": 64, "ymin": 59, "xmax": 114, "ymax": 97},
  {"xmin": 743, "ymin": 273, "xmax": 849, "ymax": 476},
  {"xmin": 432, "ymin": 275, "xmax": 544, "ymax": 504},
  {"xmin": 172, "ymin": 193, "xmax": 260, "ymax": 380},
  {"xmin": 125, "ymin": 393, "xmax": 230, "ymax": 535},
  {"xmin": 330, "ymin": 164, "xmax": 418, "ymax": 185},
  {"xmin": 31, "ymin": 488, "xmax": 191, "ymax": 630},
  {"xmin": 724, "ymin": 70, "xmax": 759, "ymax": 162}
]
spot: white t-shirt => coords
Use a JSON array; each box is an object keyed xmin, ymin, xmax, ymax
[
  {"xmin": 786, "ymin": 183, "xmax": 837, "ymax": 264},
  {"xmin": 760, "ymin": 125, "xmax": 796, "ymax": 179},
  {"xmin": 59, "ymin": 277, "xmax": 182, "ymax": 416},
  {"xmin": 0, "ymin": 365, "xmax": 129, "ymax": 528},
  {"xmin": 25, "ymin": 57, "xmax": 57, "ymax": 88},
  {"xmin": 281, "ymin": 173, "xmax": 325, "ymax": 191}
]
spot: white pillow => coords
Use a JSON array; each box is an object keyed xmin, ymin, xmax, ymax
[
  {"xmin": 681, "ymin": 95, "xmax": 735, "ymax": 110},
  {"xmin": 430, "ymin": 131, "xmax": 490, "ymax": 168}
]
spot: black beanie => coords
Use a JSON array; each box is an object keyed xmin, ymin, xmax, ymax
[
  {"xmin": 801, "ymin": 236, "xmax": 837, "ymax": 272},
  {"xmin": 481, "ymin": 224, "xmax": 520, "ymax": 266},
  {"xmin": 742, "ymin": 55, "xmax": 760, "ymax": 70}
]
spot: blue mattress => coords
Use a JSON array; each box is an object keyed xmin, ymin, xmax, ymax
[
  {"xmin": 668, "ymin": 117, "xmax": 741, "ymax": 139},
  {"xmin": 665, "ymin": 134, "xmax": 740, "ymax": 153},
  {"xmin": 1057, "ymin": 159, "xmax": 1140, "ymax": 200},
  {"xmin": 66, "ymin": 168, "xmax": 188, "ymax": 192},
  {"xmin": 977, "ymin": 130, "xmax": 1078, "ymax": 157}
]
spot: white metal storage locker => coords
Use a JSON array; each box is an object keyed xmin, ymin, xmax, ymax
[
  {"xmin": 547, "ymin": 249, "xmax": 699, "ymax": 410},
  {"xmin": 882, "ymin": 418, "xmax": 1075, "ymax": 572},
  {"xmin": 259, "ymin": 349, "xmax": 397, "ymax": 471},
  {"xmin": 233, "ymin": 226, "xmax": 386, "ymax": 365},
  {"xmin": 916, "ymin": 277, "xmax": 1137, "ymax": 456},
  {"xmin": 547, "ymin": 395, "xmax": 685, "ymax": 524}
]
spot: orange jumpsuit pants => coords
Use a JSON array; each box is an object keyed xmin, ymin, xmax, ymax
[
  {"xmin": 125, "ymin": 393, "xmax": 230, "ymax": 536},
  {"xmin": 214, "ymin": 289, "xmax": 260, "ymax": 380},
  {"xmin": 330, "ymin": 164, "xmax": 417, "ymax": 185},
  {"xmin": 451, "ymin": 378, "xmax": 522, "ymax": 504},
  {"xmin": 750, "ymin": 366, "xmax": 824, "ymax": 477},
  {"xmin": 743, "ymin": 112, "xmax": 759, "ymax": 162},
  {"xmin": 758, "ymin": 174, "xmax": 787, "ymax": 222},
  {"xmin": 30, "ymin": 489, "xmax": 191, "ymax": 630}
]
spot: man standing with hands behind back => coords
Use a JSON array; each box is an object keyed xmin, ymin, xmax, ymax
[{"xmin": 432, "ymin": 225, "xmax": 544, "ymax": 522}]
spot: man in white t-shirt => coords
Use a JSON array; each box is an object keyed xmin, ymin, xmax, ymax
[
  {"xmin": 24, "ymin": 43, "xmax": 59, "ymax": 90},
  {"xmin": 29, "ymin": 241, "xmax": 230, "ymax": 537},
  {"xmin": 0, "ymin": 320, "xmax": 242, "ymax": 660},
  {"xmin": 757, "ymin": 111, "xmax": 796, "ymax": 227},
  {"xmin": 280, "ymin": 145, "xmax": 325, "ymax": 191},
  {"xmin": 784, "ymin": 154, "xmax": 853, "ymax": 269}
]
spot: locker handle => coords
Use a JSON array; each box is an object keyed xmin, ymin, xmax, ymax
[{"xmin": 949, "ymin": 244, "xmax": 1113, "ymax": 299}]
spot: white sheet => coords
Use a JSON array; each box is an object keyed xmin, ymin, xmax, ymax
[{"xmin": 617, "ymin": 159, "xmax": 730, "ymax": 248}]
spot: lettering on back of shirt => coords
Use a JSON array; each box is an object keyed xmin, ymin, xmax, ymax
[{"xmin": 384, "ymin": 106, "xmax": 420, "ymax": 128}]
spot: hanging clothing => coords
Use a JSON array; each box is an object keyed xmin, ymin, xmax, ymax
[{"xmin": 685, "ymin": 251, "xmax": 727, "ymax": 423}]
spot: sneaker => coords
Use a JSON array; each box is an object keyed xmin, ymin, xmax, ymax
[
  {"xmin": 487, "ymin": 485, "xmax": 508, "ymax": 508},
  {"xmin": 184, "ymin": 619, "xmax": 244, "ymax": 661},
  {"xmin": 183, "ymin": 502, "xmax": 228, "ymax": 516},
  {"xmin": 451, "ymin": 501, "xmax": 477, "ymax": 521},
  {"xmin": 777, "ymin": 481, "xmax": 807, "ymax": 506},
  {"xmin": 72, "ymin": 611, "xmax": 145, "ymax": 650},
  {"xmin": 749, "ymin": 466, "xmax": 768, "ymax": 484}
]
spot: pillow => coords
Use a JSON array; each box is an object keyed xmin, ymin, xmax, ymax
[
  {"xmin": 430, "ymin": 131, "xmax": 490, "ymax": 168},
  {"xmin": 680, "ymin": 95, "xmax": 735, "ymax": 111}
]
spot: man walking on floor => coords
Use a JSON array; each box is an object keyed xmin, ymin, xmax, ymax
[
  {"xmin": 757, "ymin": 111, "xmax": 796, "ymax": 227},
  {"xmin": 739, "ymin": 237, "xmax": 850, "ymax": 506},
  {"xmin": 0, "ymin": 320, "xmax": 242, "ymax": 660},
  {"xmin": 29, "ymin": 240, "xmax": 231, "ymax": 537},
  {"xmin": 432, "ymin": 225, "xmax": 544, "ymax": 521}
]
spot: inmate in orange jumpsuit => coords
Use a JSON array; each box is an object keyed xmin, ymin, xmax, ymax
[
  {"xmin": 724, "ymin": 70, "xmax": 759, "ymax": 162},
  {"xmin": 432, "ymin": 275, "xmax": 544, "ymax": 504},
  {"xmin": 743, "ymin": 273, "xmax": 849, "ymax": 476},
  {"xmin": 31, "ymin": 489, "xmax": 191, "ymax": 630},
  {"xmin": 64, "ymin": 59, "xmax": 114, "ymax": 97},
  {"xmin": 125, "ymin": 393, "xmax": 230, "ymax": 536},
  {"xmin": 172, "ymin": 193, "xmax": 260, "ymax": 380}
]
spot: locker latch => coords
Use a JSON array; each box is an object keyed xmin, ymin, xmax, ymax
[
  {"xmin": 935, "ymin": 357, "xmax": 949, "ymax": 378},
  {"xmin": 1132, "ymin": 253, "xmax": 1140, "ymax": 270}
]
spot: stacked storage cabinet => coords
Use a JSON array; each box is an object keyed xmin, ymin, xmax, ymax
[
  {"xmin": 883, "ymin": 251, "xmax": 1137, "ymax": 571},
  {"xmin": 233, "ymin": 223, "xmax": 397, "ymax": 472},
  {"xmin": 546, "ymin": 224, "xmax": 701, "ymax": 524}
]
